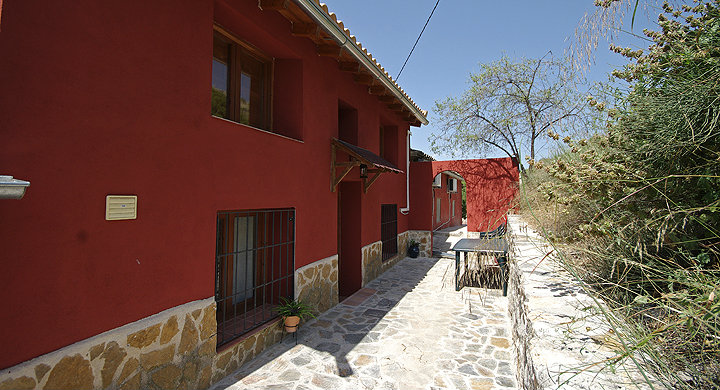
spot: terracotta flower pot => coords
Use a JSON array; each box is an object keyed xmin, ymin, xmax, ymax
[{"xmin": 284, "ymin": 316, "xmax": 300, "ymax": 333}]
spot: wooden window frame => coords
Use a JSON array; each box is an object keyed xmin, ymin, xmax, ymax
[{"xmin": 212, "ymin": 25, "xmax": 274, "ymax": 130}]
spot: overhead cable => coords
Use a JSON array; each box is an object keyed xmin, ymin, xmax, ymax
[{"xmin": 395, "ymin": 0, "xmax": 441, "ymax": 81}]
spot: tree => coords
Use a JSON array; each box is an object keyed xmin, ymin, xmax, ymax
[{"xmin": 430, "ymin": 55, "xmax": 588, "ymax": 168}]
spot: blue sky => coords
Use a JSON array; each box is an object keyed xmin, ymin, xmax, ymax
[{"xmin": 321, "ymin": 1, "xmax": 659, "ymax": 161}]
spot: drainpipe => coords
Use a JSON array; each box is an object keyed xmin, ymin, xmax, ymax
[
  {"xmin": 293, "ymin": 0, "xmax": 429, "ymax": 126},
  {"xmin": 400, "ymin": 130, "xmax": 410, "ymax": 215}
]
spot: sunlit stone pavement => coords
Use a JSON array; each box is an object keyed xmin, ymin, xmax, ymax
[{"xmin": 210, "ymin": 257, "xmax": 516, "ymax": 390}]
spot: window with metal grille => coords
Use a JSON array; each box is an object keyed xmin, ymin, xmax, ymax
[
  {"xmin": 381, "ymin": 204, "xmax": 398, "ymax": 261},
  {"xmin": 215, "ymin": 208, "xmax": 295, "ymax": 347}
]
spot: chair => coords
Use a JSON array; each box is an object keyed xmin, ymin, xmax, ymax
[{"xmin": 476, "ymin": 222, "xmax": 507, "ymax": 239}]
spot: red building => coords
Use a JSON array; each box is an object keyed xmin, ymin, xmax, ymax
[
  {"xmin": 0, "ymin": 1, "xmax": 427, "ymax": 388},
  {"xmin": 430, "ymin": 171, "xmax": 465, "ymax": 231},
  {"xmin": 409, "ymin": 158, "xmax": 519, "ymax": 242}
]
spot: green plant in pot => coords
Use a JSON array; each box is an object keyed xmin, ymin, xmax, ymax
[
  {"xmin": 274, "ymin": 297, "xmax": 316, "ymax": 333},
  {"xmin": 408, "ymin": 239, "xmax": 420, "ymax": 258}
]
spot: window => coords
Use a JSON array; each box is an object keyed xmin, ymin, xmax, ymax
[
  {"xmin": 381, "ymin": 204, "xmax": 397, "ymax": 261},
  {"xmin": 212, "ymin": 28, "xmax": 271, "ymax": 129},
  {"xmin": 338, "ymin": 101, "xmax": 358, "ymax": 145},
  {"xmin": 215, "ymin": 208, "xmax": 295, "ymax": 347},
  {"xmin": 432, "ymin": 174, "xmax": 442, "ymax": 187},
  {"xmin": 436, "ymin": 198, "xmax": 442, "ymax": 223},
  {"xmin": 379, "ymin": 125, "xmax": 398, "ymax": 165},
  {"xmin": 452, "ymin": 200, "xmax": 456, "ymax": 217}
]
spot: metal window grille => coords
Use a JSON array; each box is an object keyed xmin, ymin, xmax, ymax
[
  {"xmin": 215, "ymin": 208, "xmax": 295, "ymax": 347},
  {"xmin": 381, "ymin": 204, "xmax": 398, "ymax": 261}
]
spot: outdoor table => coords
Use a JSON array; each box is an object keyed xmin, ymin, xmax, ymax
[{"xmin": 451, "ymin": 238, "xmax": 509, "ymax": 296}]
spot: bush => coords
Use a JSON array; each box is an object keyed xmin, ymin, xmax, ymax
[{"xmin": 520, "ymin": 1, "xmax": 720, "ymax": 387}]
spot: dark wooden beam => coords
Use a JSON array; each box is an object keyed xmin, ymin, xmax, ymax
[
  {"xmin": 338, "ymin": 61, "xmax": 359, "ymax": 72},
  {"xmin": 259, "ymin": 0, "xmax": 289, "ymax": 10},
  {"xmin": 368, "ymin": 85, "xmax": 387, "ymax": 95},
  {"xmin": 353, "ymin": 73, "xmax": 375, "ymax": 85},
  {"xmin": 331, "ymin": 145, "xmax": 361, "ymax": 192},
  {"xmin": 377, "ymin": 95, "xmax": 394, "ymax": 103},
  {"xmin": 387, "ymin": 103, "xmax": 403, "ymax": 111},
  {"xmin": 317, "ymin": 44, "xmax": 342, "ymax": 58},
  {"xmin": 363, "ymin": 171, "xmax": 383, "ymax": 193},
  {"xmin": 291, "ymin": 22, "xmax": 317, "ymax": 38}
]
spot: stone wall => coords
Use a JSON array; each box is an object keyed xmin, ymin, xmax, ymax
[
  {"xmin": 505, "ymin": 227, "xmax": 541, "ymax": 390},
  {"xmin": 0, "ymin": 298, "xmax": 217, "ymax": 390},
  {"xmin": 210, "ymin": 320, "xmax": 284, "ymax": 386},
  {"xmin": 361, "ymin": 240, "xmax": 382, "ymax": 286},
  {"xmin": 295, "ymin": 255, "xmax": 339, "ymax": 314},
  {"xmin": 361, "ymin": 231, "xmax": 409, "ymax": 286},
  {"xmin": 0, "ymin": 297, "xmax": 291, "ymax": 390},
  {"xmin": 407, "ymin": 230, "xmax": 432, "ymax": 257}
]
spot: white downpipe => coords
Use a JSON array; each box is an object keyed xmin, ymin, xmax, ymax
[
  {"xmin": 400, "ymin": 130, "xmax": 410, "ymax": 215},
  {"xmin": 293, "ymin": 0, "xmax": 429, "ymax": 126}
]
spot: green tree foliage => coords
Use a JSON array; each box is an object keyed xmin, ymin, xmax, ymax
[
  {"xmin": 211, "ymin": 87, "xmax": 227, "ymax": 118},
  {"xmin": 523, "ymin": 1, "xmax": 720, "ymax": 386},
  {"xmin": 431, "ymin": 55, "xmax": 590, "ymax": 166}
]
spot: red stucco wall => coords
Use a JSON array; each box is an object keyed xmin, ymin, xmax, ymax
[
  {"xmin": 409, "ymin": 158, "xmax": 519, "ymax": 233},
  {"xmin": 430, "ymin": 174, "xmax": 463, "ymax": 230},
  {"xmin": 0, "ymin": 0, "xmax": 411, "ymax": 368}
]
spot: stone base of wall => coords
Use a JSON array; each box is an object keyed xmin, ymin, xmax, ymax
[
  {"xmin": 407, "ymin": 230, "xmax": 432, "ymax": 257},
  {"xmin": 0, "ymin": 298, "xmax": 217, "ymax": 390},
  {"xmin": 361, "ymin": 240, "xmax": 382, "ymax": 286},
  {"xmin": 210, "ymin": 320, "xmax": 284, "ymax": 386},
  {"xmin": 295, "ymin": 255, "xmax": 339, "ymax": 314},
  {"xmin": 0, "ymin": 296, "xmax": 296, "ymax": 390},
  {"xmin": 361, "ymin": 231, "xmax": 410, "ymax": 286}
]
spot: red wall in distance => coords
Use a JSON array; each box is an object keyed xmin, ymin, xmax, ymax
[
  {"xmin": 431, "ymin": 174, "xmax": 463, "ymax": 230},
  {"xmin": 409, "ymin": 158, "xmax": 519, "ymax": 233},
  {"xmin": 0, "ymin": 0, "xmax": 412, "ymax": 368}
]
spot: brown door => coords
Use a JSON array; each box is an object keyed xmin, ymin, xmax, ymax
[{"xmin": 338, "ymin": 181, "xmax": 362, "ymax": 298}]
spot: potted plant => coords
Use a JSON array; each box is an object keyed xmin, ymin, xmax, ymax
[
  {"xmin": 274, "ymin": 297, "xmax": 316, "ymax": 333},
  {"xmin": 407, "ymin": 239, "xmax": 420, "ymax": 258}
]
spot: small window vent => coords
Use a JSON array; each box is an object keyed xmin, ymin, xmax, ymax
[
  {"xmin": 106, "ymin": 195, "xmax": 137, "ymax": 220},
  {"xmin": 432, "ymin": 174, "xmax": 442, "ymax": 188}
]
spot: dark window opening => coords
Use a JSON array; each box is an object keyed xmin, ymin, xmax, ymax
[
  {"xmin": 338, "ymin": 101, "xmax": 358, "ymax": 145},
  {"xmin": 215, "ymin": 208, "xmax": 295, "ymax": 347},
  {"xmin": 380, "ymin": 125, "xmax": 398, "ymax": 166},
  {"xmin": 381, "ymin": 204, "xmax": 398, "ymax": 261}
]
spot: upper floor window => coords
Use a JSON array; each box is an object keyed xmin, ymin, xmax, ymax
[
  {"xmin": 212, "ymin": 28, "xmax": 271, "ymax": 129},
  {"xmin": 380, "ymin": 125, "xmax": 398, "ymax": 166}
]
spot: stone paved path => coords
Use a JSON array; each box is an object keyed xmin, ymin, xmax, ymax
[{"xmin": 211, "ymin": 257, "xmax": 516, "ymax": 390}]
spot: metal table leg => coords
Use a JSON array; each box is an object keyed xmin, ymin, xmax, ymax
[
  {"xmin": 455, "ymin": 250, "xmax": 460, "ymax": 291},
  {"xmin": 498, "ymin": 253, "xmax": 508, "ymax": 296}
]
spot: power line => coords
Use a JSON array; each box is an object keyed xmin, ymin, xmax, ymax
[{"xmin": 396, "ymin": 0, "xmax": 441, "ymax": 82}]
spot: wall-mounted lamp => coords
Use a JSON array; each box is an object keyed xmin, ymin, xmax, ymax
[
  {"xmin": 0, "ymin": 175, "xmax": 30, "ymax": 199},
  {"xmin": 359, "ymin": 164, "xmax": 368, "ymax": 179}
]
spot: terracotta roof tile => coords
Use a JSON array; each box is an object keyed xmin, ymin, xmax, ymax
[{"xmin": 311, "ymin": 1, "xmax": 425, "ymax": 119}]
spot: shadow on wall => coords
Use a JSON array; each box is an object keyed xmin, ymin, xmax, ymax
[{"xmin": 434, "ymin": 158, "xmax": 519, "ymax": 233}]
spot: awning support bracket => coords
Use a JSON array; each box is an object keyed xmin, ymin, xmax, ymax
[
  {"xmin": 362, "ymin": 169, "xmax": 383, "ymax": 193},
  {"xmin": 330, "ymin": 138, "xmax": 403, "ymax": 193}
]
